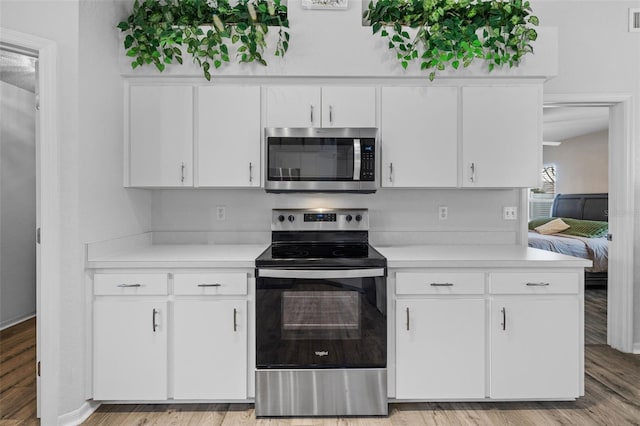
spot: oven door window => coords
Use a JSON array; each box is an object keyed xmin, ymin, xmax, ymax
[
  {"xmin": 256, "ymin": 276, "xmax": 386, "ymax": 369},
  {"xmin": 267, "ymin": 137, "xmax": 354, "ymax": 181},
  {"xmin": 282, "ymin": 291, "xmax": 360, "ymax": 340}
]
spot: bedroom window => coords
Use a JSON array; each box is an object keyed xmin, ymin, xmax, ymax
[{"xmin": 529, "ymin": 165, "xmax": 556, "ymax": 219}]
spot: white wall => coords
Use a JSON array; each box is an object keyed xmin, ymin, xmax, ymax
[
  {"xmin": 0, "ymin": 0, "xmax": 153, "ymax": 419},
  {"xmin": 0, "ymin": 81, "xmax": 36, "ymax": 328},
  {"xmin": 153, "ymin": 189, "xmax": 522, "ymax": 245},
  {"xmin": 543, "ymin": 130, "xmax": 608, "ymax": 194},
  {"xmin": 532, "ymin": 0, "xmax": 640, "ymax": 350}
]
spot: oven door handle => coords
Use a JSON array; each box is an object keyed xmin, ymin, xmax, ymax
[
  {"xmin": 353, "ymin": 139, "xmax": 361, "ymax": 181},
  {"xmin": 258, "ymin": 268, "xmax": 385, "ymax": 279}
]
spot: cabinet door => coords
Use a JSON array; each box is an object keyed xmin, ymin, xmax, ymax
[
  {"xmin": 197, "ymin": 86, "xmax": 260, "ymax": 187},
  {"xmin": 490, "ymin": 297, "xmax": 580, "ymax": 399},
  {"xmin": 94, "ymin": 300, "xmax": 167, "ymax": 400},
  {"xmin": 461, "ymin": 86, "xmax": 541, "ymax": 187},
  {"xmin": 321, "ymin": 87, "xmax": 376, "ymax": 128},
  {"xmin": 265, "ymin": 86, "xmax": 320, "ymax": 127},
  {"xmin": 129, "ymin": 85, "xmax": 193, "ymax": 187},
  {"xmin": 381, "ymin": 87, "xmax": 458, "ymax": 187},
  {"xmin": 396, "ymin": 298, "xmax": 485, "ymax": 399},
  {"xmin": 173, "ymin": 300, "xmax": 247, "ymax": 400}
]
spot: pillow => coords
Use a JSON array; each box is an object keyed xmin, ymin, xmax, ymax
[
  {"xmin": 528, "ymin": 217, "xmax": 554, "ymax": 230},
  {"xmin": 534, "ymin": 218, "xmax": 571, "ymax": 235},
  {"xmin": 560, "ymin": 218, "xmax": 609, "ymax": 238}
]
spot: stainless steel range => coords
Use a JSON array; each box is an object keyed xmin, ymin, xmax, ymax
[{"xmin": 254, "ymin": 209, "xmax": 387, "ymax": 417}]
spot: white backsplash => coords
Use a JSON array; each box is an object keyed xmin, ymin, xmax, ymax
[{"xmin": 151, "ymin": 188, "xmax": 522, "ymax": 245}]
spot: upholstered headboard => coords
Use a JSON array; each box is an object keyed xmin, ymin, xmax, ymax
[{"xmin": 551, "ymin": 193, "xmax": 609, "ymax": 222}]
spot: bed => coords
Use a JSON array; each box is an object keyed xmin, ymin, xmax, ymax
[{"xmin": 528, "ymin": 193, "xmax": 609, "ymax": 286}]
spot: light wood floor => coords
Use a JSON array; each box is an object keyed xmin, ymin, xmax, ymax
[{"xmin": 3, "ymin": 289, "xmax": 640, "ymax": 426}]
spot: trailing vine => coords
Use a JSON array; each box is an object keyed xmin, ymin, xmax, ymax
[
  {"xmin": 117, "ymin": 0, "xmax": 289, "ymax": 80},
  {"xmin": 364, "ymin": 0, "xmax": 539, "ymax": 80}
]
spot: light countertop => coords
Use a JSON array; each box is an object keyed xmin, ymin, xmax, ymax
[
  {"xmin": 376, "ymin": 245, "xmax": 593, "ymax": 268},
  {"xmin": 86, "ymin": 244, "xmax": 268, "ymax": 269},
  {"xmin": 86, "ymin": 239, "xmax": 592, "ymax": 270}
]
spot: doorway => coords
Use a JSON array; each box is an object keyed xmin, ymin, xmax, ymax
[
  {"xmin": 0, "ymin": 43, "xmax": 38, "ymax": 422},
  {"xmin": 0, "ymin": 28, "xmax": 60, "ymax": 426},
  {"xmin": 543, "ymin": 95, "xmax": 635, "ymax": 354}
]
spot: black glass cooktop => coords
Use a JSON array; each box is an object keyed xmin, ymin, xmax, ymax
[{"xmin": 256, "ymin": 243, "xmax": 386, "ymax": 268}]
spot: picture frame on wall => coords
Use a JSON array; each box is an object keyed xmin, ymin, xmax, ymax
[{"xmin": 301, "ymin": 0, "xmax": 348, "ymax": 10}]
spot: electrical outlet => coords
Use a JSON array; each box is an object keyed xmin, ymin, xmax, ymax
[
  {"xmin": 503, "ymin": 206, "xmax": 518, "ymax": 220},
  {"xmin": 438, "ymin": 205, "xmax": 448, "ymax": 220},
  {"xmin": 216, "ymin": 206, "xmax": 226, "ymax": 221}
]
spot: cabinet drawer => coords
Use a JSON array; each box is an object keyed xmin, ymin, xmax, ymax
[
  {"xmin": 174, "ymin": 273, "xmax": 247, "ymax": 295},
  {"xmin": 490, "ymin": 272, "xmax": 579, "ymax": 294},
  {"xmin": 396, "ymin": 272, "xmax": 484, "ymax": 295},
  {"xmin": 94, "ymin": 273, "xmax": 168, "ymax": 296}
]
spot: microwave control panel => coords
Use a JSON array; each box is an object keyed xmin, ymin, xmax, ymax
[{"xmin": 360, "ymin": 139, "xmax": 375, "ymax": 181}]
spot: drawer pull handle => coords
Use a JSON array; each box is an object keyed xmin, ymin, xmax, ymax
[
  {"xmin": 406, "ymin": 307, "xmax": 410, "ymax": 331},
  {"xmin": 152, "ymin": 308, "xmax": 159, "ymax": 332},
  {"xmin": 197, "ymin": 283, "xmax": 222, "ymax": 287},
  {"xmin": 501, "ymin": 307, "xmax": 506, "ymax": 331},
  {"xmin": 430, "ymin": 282, "xmax": 454, "ymax": 287},
  {"xmin": 526, "ymin": 282, "xmax": 550, "ymax": 287},
  {"xmin": 117, "ymin": 283, "xmax": 142, "ymax": 288},
  {"xmin": 233, "ymin": 308, "xmax": 238, "ymax": 332}
]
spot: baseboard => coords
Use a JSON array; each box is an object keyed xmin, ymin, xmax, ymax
[
  {"xmin": 0, "ymin": 313, "xmax": 35, "ymax": 331},
  {"xmin": 58, "ymin": 400, "xmax": 100, "ymax": 426},
  {"xmin": 633, "ymin": 342, "xmax": 640, "ymax": 355}
]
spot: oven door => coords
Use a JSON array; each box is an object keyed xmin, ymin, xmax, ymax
[{"xmin": 256, "ymin": 268, "xmax": 386, "ymax": 369}]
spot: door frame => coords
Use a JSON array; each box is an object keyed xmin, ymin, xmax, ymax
[
  {"xmin": 543, "ymin": 93, "xmax": 635, "ymax": 353},
  {"xmin": 0, "ymin": 28, "xmax": 60, "ymax": 424}
]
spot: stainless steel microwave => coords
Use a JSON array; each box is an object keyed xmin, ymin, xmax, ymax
[{"xmin": 264, "ymin": 128, "xmax": 378, "ymax": 193}]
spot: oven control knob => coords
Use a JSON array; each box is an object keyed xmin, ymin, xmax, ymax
[
  {"xmin": 345, "ymin": 214, "xmax": 353, "ymax": 222},
  {"xmin": 278, "ymin": 215, "xmax": 285, "ymax": 222},
  {"xmin": 355, "ymin": 214, "xmax": 363, "ymax": 222},
  {"xmin": 288, "ymin": 215, "xmax": 295, "ymax": 222}
]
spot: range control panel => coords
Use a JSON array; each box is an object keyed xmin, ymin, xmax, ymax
[{"xmin": 272, "ymin": 209, "xmax": 369, "ymax": 231}]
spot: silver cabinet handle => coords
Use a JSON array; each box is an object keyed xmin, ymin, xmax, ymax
[
  {"xmin": 389, "ymin": 163, "xmax": 393, "ymax": 183},
  {"xmin": 233, "ymin": 308, "xmax": 238, "ymax": 332},
  {"xmin": 197, "ymin": 283, "xmax": 222, "ymax": 287},
  {"xmin": 249, "ymin": 162, "xmax": 253, "ymax": 183},
  {"xmin": 152, "ymin": 308, "xmax": 159, "ymax": 332},
  {"xmin": 310, "ymin": 105, "xmax": 314, "ymax": 124},
  {"xmin": 430, "ymin": 282, "xmax": 454, "ymax": 287},
  {"xmin": 406, "ymin": 307, "xmax": 410, "ymax": 331},
  {"xmin": 329, "ymin": 105, "xmax": 333, "ymax": 124},
  {"xmin": 470, "ymin": 162, "xmax": 475, "ymax": 183},
  {"xmin": 526, "ymin": 282, "xmax": 550, "ymax": 286},
  {"xmin": 117, "ymin": 283, "xmax": 142, "ymax": 288},
  {"xmin": 181, "ymin": 162, "xmax": 186, "ymax": 183},
  {"xmin": 501, "ymin": 307, "xmax": 506, "ymax": 331}
]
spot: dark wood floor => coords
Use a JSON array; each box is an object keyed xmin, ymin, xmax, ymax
[
  {"xmin": 0, "ymin": 317, "xmax": 38, "ymax": 426},
  {"xmin": 3, "ymin": 289, "xmax": 638, "ymax": 426}
]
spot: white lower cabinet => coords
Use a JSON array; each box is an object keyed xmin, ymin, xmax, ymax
[
  {"xmin": 393, "ymin": 268, "xmax": 583, "ymax": 402},
  {"xmin": 173, "ymin": 299, "xmax": 247, "ymax": 399},
  {"xmin": 489, "ymin": 296, "xmax": 580, "ymax": 399},
  {"xmin": 396, "ymin": 298, "xmax": 485, "ymax": 399},
  {"xmin": 92, "ymin": 270, "xmax": 250, "ymax": 402},
  {"xmin": 93, "ymin": 299, "xmax": 168, "ymax": 400}
]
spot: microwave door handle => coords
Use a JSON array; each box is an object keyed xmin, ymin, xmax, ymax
[
  {"xmin": 258, "ymin": 268, "xmax": 385, "ymax": 279},
  {"xmin": 353, "ymin": 139, "xmax": 361, "ymax": 181}
]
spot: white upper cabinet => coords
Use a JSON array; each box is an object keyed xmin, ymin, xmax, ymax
[
  {"xmin": 461, "ymin": 85, "xmax": 541, "ymax": 188},
  {"xmin": 320, "ymin": 86, "xmax": 376, "ymax": 128},
  {"xmin": 265, "ymin": 86, "xmax": 376, "ymax": 128},
  {"xmin": 265, "ymin": 86, "xmax": 321, "ymax": 127},
  {"xmin": 128, "ymin": 85, "xmax": 193, "ymax": 187},
  {"xmin": 197, "ymin": 86, "xmax": 261, "ymax": 187},
  {"xmin": 381, "ymin": 86, "xmax": 458, "ymax": 187}
]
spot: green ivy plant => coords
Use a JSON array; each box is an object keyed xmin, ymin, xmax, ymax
[
  {"xmin": 117, "ymin": 0, "xmax": 289, "ymax": 80},
  {"xmin": 364, "ymin": 0, "xmax": 539, "ymax": 80}
]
